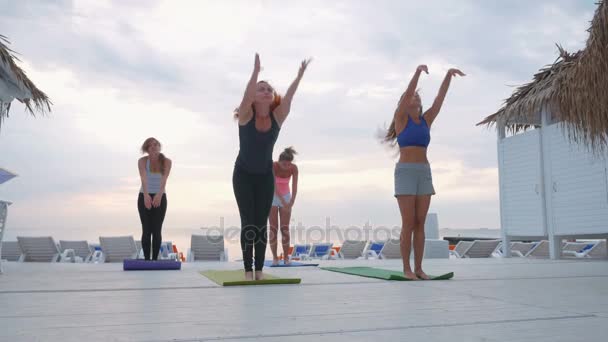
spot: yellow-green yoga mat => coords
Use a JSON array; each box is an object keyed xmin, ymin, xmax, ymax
[{"xmin": 200, "ymin": 270, "xmax": 301, "ymax": 286}]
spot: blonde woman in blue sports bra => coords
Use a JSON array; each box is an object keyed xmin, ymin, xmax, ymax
[{"xmin": 383, "ymin": 65, "xmax": 464, "ymax": 280}]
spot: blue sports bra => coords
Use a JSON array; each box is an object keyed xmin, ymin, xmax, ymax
[{"xmin": 397, "ymin": 115, "xmax": 430, "ymax": 148}]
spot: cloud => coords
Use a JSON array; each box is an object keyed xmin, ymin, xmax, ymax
[{"xmin": 0, "ymin": 0, "xmax": 598, "ymax": 236}]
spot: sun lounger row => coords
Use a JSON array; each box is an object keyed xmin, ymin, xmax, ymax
[
  {"xmin": 3, "ymin": 236, "xmax": 450, "ymax": 263},
  {"xmin": 290, "ymin": 238, "xmax": 449, "ymax": 260},
  {"xmin": 10, "ymin": 235, "xmax": 602, "ymax": 262},
  {"xmin": 1, "ymin": 234, "xmax": 229, "ymax": 263},
  {"xmin": 451, "ymin": 239, "xmax": 607, "ymax": 258}
]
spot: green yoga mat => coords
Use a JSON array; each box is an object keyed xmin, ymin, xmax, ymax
[
  {"xmin": 321, "ymin": 267, "xmax": 454, "ymax": 281},
  {"xmin": 200, "ymin": 270, "xmax": 301, "ymax": 286}
]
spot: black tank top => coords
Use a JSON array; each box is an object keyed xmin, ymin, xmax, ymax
[{"xmin": 235, "ymin": 112, "xmax": 280, "ymax": 174}]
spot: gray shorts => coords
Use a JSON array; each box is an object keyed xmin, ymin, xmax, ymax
[{"xmin": 394, "ymin": 163, "xmax": 436, "ymax": 197}]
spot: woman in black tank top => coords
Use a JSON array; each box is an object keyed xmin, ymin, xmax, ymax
[{"xmin": 233, "ymin": 53, "xmax": 310, "ymax": 280}]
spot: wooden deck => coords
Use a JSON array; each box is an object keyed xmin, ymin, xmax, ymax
[{"xmin": 1, "ymin": 258, "xmax": 607, "ymax": 341}]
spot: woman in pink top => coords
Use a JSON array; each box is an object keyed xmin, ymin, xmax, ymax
[{"xmin": 269, "ymin": 147, "xmax": 299, "ymax": 265}]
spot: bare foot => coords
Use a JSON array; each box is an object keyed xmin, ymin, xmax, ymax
[
  {"xmin": 245, "ymin": 271, "xmax": 254, "ymax": 281},
  {"xmin": 415, "ymin": 270, "xmax": 430, "ymax": 280},
  {"xmin": 403, "ymin": 270, "xmax": 418, "ymax": 280},
  {"xmin": 255, "ymin": 271, "xmax": 264, "ymax": 280},
  {"xmin": 283, "ymin": 257, "xmax": 291, "ymax": 265},
  {"xmin": 271, "ymin": 258, "xmax": 279, "ymax": 266}
]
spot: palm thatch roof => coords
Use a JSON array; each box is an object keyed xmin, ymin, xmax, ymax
[
  {"xmin": 0, "ymin": 34, "xmax": 51, "ymax": 130},
  {"xmin": 478, "ymin": 1, "xmax": 608, "ymax": 151}
]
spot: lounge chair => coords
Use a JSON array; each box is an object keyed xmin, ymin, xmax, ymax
[
  {"xmin": 58, "ymin": 240, "xmax": 93, "ymax": 263},
  {"xmin": 563, "ymin": 240, "xmax": 607, "ymax": 258},
  {"xmin": 187, "ymin": 234, "xmax": 228, "ymax": 261},
  {"xmin": 378, "ymin": 239, "xmax": 401, "ymax": 259},
  {"xmin": 17, "ymin": 236, "xmax": 61, "ymax": 262},
  {"xmin": 301, "ymin": 242, "xmax": 334, "ymax": 260},
  {"xmin": 451, "ymin": 240, "xmax": 500, "ymax": 258},
  {"xmin": 98, "ymin": 236, "xmax": 139, "ymax": 263},
  {"xmin": 337, "ymin": 240, "xmax": 367, "ymax": 259},
  {"xmin": 289, "ymin": 244, "xmax": 311, "ymax": 261},
  {"xmin": 362, "ymin": 241, "xmax": 385, "ymax": 259},
  {"xmin": 1, "ymin": 241, "xmax": 24, "ymax": 261}
]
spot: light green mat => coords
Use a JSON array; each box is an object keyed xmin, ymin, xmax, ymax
[
  {"xmin": 321, "ymin": 267, "xmax": 454, "ymax": 281},
  {"xmin": 200, "ymin": 270, "xmax": 301, "ymax": 286}
]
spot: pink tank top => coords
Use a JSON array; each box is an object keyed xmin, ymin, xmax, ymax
[{"xmin": 275, "ymin": 176, "xmax": 291, "ymax": 196}]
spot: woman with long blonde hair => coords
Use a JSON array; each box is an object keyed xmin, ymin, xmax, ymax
[
  {"xmin": 138, "ymin": 137, "xmax": 172, "ymax": 261},
  {"xmin": 383, "ymin": 65, "xmax": 464, "ymax": 279}
]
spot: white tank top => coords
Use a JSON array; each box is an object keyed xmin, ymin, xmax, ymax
[{"xmin": 140, "ymin": 158, "xmax": 162, "ymax": 194}]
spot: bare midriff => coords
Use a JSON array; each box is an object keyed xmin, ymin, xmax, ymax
[{"xmin": 399, "ymin": 146, "xmax": 429, "ymax": 164}]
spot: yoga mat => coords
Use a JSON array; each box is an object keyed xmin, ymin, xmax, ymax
[
  {"xmin": 321, "ymin": 267, "xmax": 453, "ymax": 280},
  {"xmin": 200, "ymin": 270, "xmax": 301, "ymax": 286},
  {"xmin": 264, "ymin": 260, "xmax": 319, "ymax": 267},
  {"xmin": 123, "ymin": 259, "xmax": 181, "ymax": 271}
]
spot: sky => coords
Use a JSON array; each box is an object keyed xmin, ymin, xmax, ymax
[{"xmin": 0, "ymin": 0, "xmax": 598, "ymax": 240}]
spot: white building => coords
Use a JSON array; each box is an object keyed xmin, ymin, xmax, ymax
[{"xmin": 478, "ymin": 2, "xmax": 608, "ymax": 259}]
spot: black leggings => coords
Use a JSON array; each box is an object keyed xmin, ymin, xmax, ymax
[
  {"xmin": 233, "ymin": 166, "xmax": 274, "ymax": 271},
  {"xmin": 137, "ymin": 193, "xmax": 167, "ymax": 260}
]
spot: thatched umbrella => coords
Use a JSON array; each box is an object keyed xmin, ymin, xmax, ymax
[
  {"xmin": 0, "ymin": 34, "xmax": 51, "ymax": 131},
  {"xmin": 478, "ymin": 1, "xmax": 608, "ymax": 152}
]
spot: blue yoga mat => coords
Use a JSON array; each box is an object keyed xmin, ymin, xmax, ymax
[
  {"xmin": 123, "ymin": 259, "xmax": 181, "ymax": 271},
  {"xmin": 263, "ymin": 260, "xmax": 319, "ymax": 267}
]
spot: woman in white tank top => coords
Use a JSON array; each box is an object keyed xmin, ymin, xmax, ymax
[{"xmin": 138, "ymin": 137, "xmax": 172, "ymax": 261}]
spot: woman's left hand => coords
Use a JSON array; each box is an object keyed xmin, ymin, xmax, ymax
[
  {"xmin": 297, "ymin": 58, "xmax": 312, "ymax": 78},
  {"xmin": 152, "ymin": 194, "xmax": 162, "ymax": 208},
  {"xmin": 447, "ymin": 68, "xmax": 466, "ymax": 77}
]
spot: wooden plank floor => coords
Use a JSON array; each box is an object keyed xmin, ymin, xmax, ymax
[{"xmin": 1, "ymin": 258, "xmax": 607, "ymax": 341}]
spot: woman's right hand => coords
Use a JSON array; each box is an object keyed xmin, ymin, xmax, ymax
[
  {"xmin": 144, "ymin": 193, "xmax": 152, "ymax": 210},
  {"xmin": 417, "ymin": 64, "xmax": 429, "ymax": 74}
]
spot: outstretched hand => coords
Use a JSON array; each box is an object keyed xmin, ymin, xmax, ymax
[
  {"xmin": 298, "ymin": 58, "xmax": 312, "ymax": 78},
  {"xmin": 447, "ymin": 68, "xmax": 465, "ymax": 77},
  {"xmin": 417, "ymin": 64, "xmax": 429, "ymax": 74},
  {"xmin": 254, "ymin": 53, "xmax": 262, "ymax": 73}
]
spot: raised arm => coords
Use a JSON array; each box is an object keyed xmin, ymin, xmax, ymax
[
  {"xmin": 393, "ymin": 65, "xmax": 428, "ymax": 129},
  {"xmin": 403, "ymin": 65, "xmax": 428, "ymax": 104},
  {"xmin": 274, "ymin": 59, "xmax": 311, "ymax": 126},
  {"xmin": 237, "ymin": 53, "xmax": 262, "ymax": 125},
  {"xmin": 423, "ymin": 68, "xmax": 465, "ymax": 126}
]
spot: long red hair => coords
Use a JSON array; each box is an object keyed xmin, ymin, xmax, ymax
[{"xmin": 233, "ymin": 80, "xmax": 281, "ymax": 119}]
